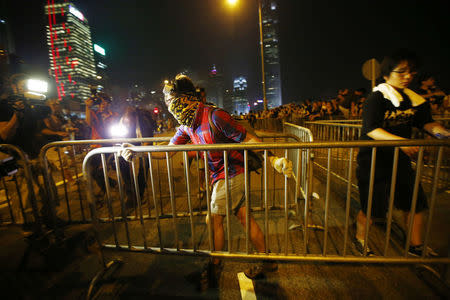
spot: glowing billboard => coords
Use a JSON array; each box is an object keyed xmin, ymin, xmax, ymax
[{"xmin": 94, "ymin": 44, "xmax": 106, "ymax": 56}]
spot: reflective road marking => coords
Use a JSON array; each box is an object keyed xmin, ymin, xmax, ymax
[{"xmin": 237, "ymin": 272, "xmax": 257, "ymax": 300}]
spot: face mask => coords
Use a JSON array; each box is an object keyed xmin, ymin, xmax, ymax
[{"xmin": 168, "ymin": 96, "xmax": 200, "ymax": 127}]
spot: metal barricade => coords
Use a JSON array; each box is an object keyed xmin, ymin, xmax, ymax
[
  {"xmin": 305, "ymin": 121, "xmax": 362, "ymax": 141},
  {"xmin": 82, "ymin": 139, "xmax": 450, "ymax": 265},
  {"xmin": 0, "ymin": 144, "xmax": 41, "ymax": 228},
  {"xmin": 283, "ymin": 122, "xmax": 313, "ymax": 208},
  {"xmin": 39, "ymin": 137, "xmax": 171, "ymax": 224},
  {"xmin": 304, "ymin": 119, "xmax": 450, "ymax": 196}
]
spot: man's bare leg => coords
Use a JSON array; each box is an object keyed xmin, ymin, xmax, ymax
[
  {"xmin": 405, "ymin": 211, "xmax": 424, "ymax": 246},
  {"xmin": 236, "ymin": 206, "xmax": 265, "ymax": 252},
  {"xmin": 356, "ymin": 210, "xmax": 371, "ymax": 240},
  {"xmin": 206, "ymin": 214, "xmax": 225, "ymax": 265}
]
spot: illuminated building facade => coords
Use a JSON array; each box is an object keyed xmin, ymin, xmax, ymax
[
  {"xmin": 45, "ymin": 1, "xmax": 97, "ymax": 101},
  {"xmin": 232, "ymin": 76, "xmax": 249, "ymax": 115},
  {"xmin": 262, "ymin": 0, "xmax": 282, "ymax": 107},
  {"xmin": 93, "ymin": 43, "xmax": 108, "ymax": 90},
  {"xmin": 207, "ymin": 64, "xmax": 224, "ymax": 108}
]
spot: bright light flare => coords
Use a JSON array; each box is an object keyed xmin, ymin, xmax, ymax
[
  {"xmin": 110, "ymin": 123, "xmax": 128, "ymax": 138},
  {"xmin": 27, "ymin": 79, "xmax": 48, "ymax": 93},
  {"xmin": 227, "ymin": 0, "xmax": 238, "ymax": 6}
]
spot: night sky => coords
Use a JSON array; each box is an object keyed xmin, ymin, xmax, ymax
[{"xmin": 2, "ymin": 0, "xmax": 450, "ymax": 103}]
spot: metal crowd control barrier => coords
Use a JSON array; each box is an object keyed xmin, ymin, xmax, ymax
[
  {"xmin": 39, "ymin": 137, "xmax": 171, "ymax": 224},
  {"xmin": 304, "ymin": 119, "xmax": 450, "ymax": 194},
  {"xmin": 82, "ymin": 139, "xmax": 449, "ymax": 265},
  {"xmin": 282, "ymin": 123, "xmax": 319, "ymax": 231},
  {"xmin": 0, "ymin": 144, "xmax": 41, "ymax": 228},
  {"xmin": 305, "ymin": 121, "xmax": 362, "ymax": 141}
]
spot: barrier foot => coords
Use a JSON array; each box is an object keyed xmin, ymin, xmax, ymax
[{"xmin": 86, "ymin": 259, "xmax": 123, "ymax": 300}]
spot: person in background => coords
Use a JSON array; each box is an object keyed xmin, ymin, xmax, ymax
[
  {"xmin": 85, "ymin": 90, "xmax": 119, "ymax": 203},
  {"xmin": 117, "ymin": 106, "xmax": 156, "ymax": 208},
  {"xmin": 416, "ymin": 74, "xmax": 446, "ymax": 114},
  {"xmin": 355, "ymin": 49, "xmax": 449, "ymax": 257},
  {"xmin": 85, "ymin": 91, "xmax": 118, "ymax": 140},
  {"xmin": 337, "ymin": 88, "xmax": 350, "ymax": 118}
]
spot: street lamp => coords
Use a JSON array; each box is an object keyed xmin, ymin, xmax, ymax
[{"xmin": 227, "ymin": 0, "xmax": 268, "ymax": 111}]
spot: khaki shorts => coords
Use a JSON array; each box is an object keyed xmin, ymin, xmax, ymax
[{"xmin": 210, "ymin": 172, "xmax": 245, "ymax": 215}]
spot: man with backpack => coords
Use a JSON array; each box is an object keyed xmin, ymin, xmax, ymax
[{"xmin": 121, "ymin": 74, "xmax": 293, "ymax": 287}]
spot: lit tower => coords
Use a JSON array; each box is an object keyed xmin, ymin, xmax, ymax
[
  {"xmin": 232, "ymin": 76, "xmax": 249, "ymax": 115},
  {"xmin": 93, "ymin": 43, "xmax": 108, "ymax": 90},
  {"xmin": 262, "ymin": 0, "xmax": 282, "ymax": 107},
  {"xmin": 207, "ymin": 64, "xmax": 224, "ymax": 108},
  {"xmin": 45, "ymin": 1, "xmax": 97, "ymax": 101}
]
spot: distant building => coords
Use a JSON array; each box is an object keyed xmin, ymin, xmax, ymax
[
  {"xmin": 223, "ymin": 88, "xmax": 233, "ymax": 114},
  {"xmin": 0, "ymin": 17, "xmax": 15, "ymax": 65},
  {"xmin": 207, "ymin": 64, "xmax": 224, "ymax": 108},
  {"xmin": 232, "ymin": 76, "xmax": 249, "ymax": 115},
  {"xmin": 262, "ymin": 0, "xmax": 282, "ymax": 108},
  {"xmin": 44, "ymin": 1, "xmax": 97, "ymax": 101},
  {"xmin": 93, "ymin": 43, "xmax": 109, "ymax": 91}
]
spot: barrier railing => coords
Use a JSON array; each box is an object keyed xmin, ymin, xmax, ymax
[
  {"xmin": 39, "ymin": 137, "xmax": 171, "ymax": 224},
  {"xmin": 82, "ymin": 139, "xmax": 450, "ymax": 265},
  {"xmin": 0, "ymin": 144, "xmax": 41, "ymax": 229},
  {"xmin": 283, "ymin": 123, "xmax": 313, "ymax": 210},
  {"xmin": 304, "ymin": 120, "xmax": 450, "ymax": 193}
]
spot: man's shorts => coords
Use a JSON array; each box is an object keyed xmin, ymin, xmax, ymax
[{"xmin": 210, "ymin": 172, "xmax": 246, "ymax": 216}]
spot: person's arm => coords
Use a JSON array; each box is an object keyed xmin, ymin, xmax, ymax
[
  {"xmin": 119, "ymin": 125, "xmax": 187, "ymax": 162},
  {"xmin": 242, "ymin": 127, "xmax": 294, "ymax": 177},
  {"xmin": 0, "ymin": 113, "xmax": 19, "ymax": 141},
  {"xmin": 367, "ymin": 128, "xmax": 418, "ymax": 157},
  {"xmin": 85, "ymin": 99, "xmax": 94, "ymax": 127},
  {"xmin": 41, "ymin": 118, "xmax": 69, "ymax": 137}
]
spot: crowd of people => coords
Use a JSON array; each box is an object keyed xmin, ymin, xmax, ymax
[{"xmin": 242, "ymin": 75, "xmax": 448, "ymax": 123}]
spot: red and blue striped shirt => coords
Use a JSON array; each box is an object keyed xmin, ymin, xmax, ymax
[{"xmin": 170, "ymin": 103, "xmax": 247, "ymax": 184}]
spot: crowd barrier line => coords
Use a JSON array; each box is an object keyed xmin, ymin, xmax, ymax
[{"xmin": 82, "ymin": 139, "xmax": 449, "ymax": 266}]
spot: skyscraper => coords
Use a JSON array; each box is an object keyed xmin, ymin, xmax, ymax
[
  {"xmin": 93, "ymin": 43, "xmax": 108, "ymax": 90},
  {"xmin": 207, "ymin": 64, "xmax": 224, "ymax": 108},
  {"xmin": 45, "ymin": 1, "xmax": 97, "ymax": 101},
  {"xmin": 232, "ymin": 76, "xmax": 249, "ymax": 115},
  {"xmin": 261, "ymin": 0, "xmax": 282, "ymax": 108}
]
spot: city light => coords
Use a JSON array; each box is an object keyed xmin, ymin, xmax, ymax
[
  {"xmin": 27, "ymin": 79, "xmax": 48, "ymax": 93},
  {"xmin": 94, "ymin": 44, "xmax": 106, "ymax": 56},
  {"xmin": 69, "ymin": 5, "xmax": 85, "ymax": 21}
]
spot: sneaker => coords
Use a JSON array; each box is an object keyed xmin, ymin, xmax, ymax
[
  {"xmin": 408, "ymin": 244, "xmax": 439, "ymax": 257},
  {"xmin": 244, "ymin": 261, "xmax": 278, "ymax": 280},
  {"xmin": 354, "ymin": 238, "xmax": 375, "ymax": 256}
]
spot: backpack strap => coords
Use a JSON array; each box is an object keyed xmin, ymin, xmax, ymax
[{"xmin": 207, "ymin": 107, "xmax": 229, "ymax": 143}]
